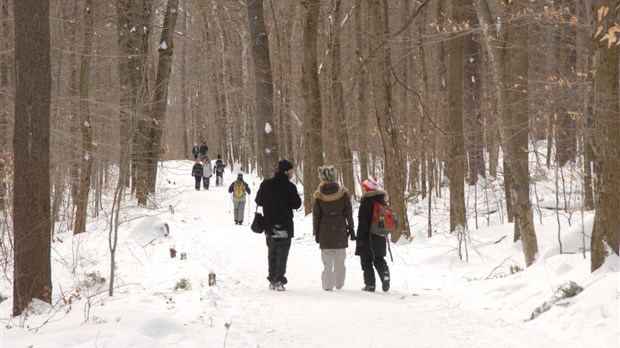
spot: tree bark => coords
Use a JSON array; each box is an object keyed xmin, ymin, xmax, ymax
[
  {"xmin": 473, "ymin": 0, "xmax": 539, "ymax": 266},
  {"xmin": 591, "ymin": 0, "xmax": 620, "ymax": 271},
  {"xmin": 0, "ymin": 0, "xmax": 10, "ymax": 211},
  {"xmin": 12, "ymin": 0, "xmax": 52, "ymax": 315},
  {"xmin": 247, "ymin": 0, "xmax": 279, "ymax": 174},
  {"xmin": 445, "ymin": 0, "xmax": 467, "ymax": 233},
  {"xmin": 74, "ymin": 0, "xmax": 95, "ymax": 234},
  {"xmin": 368, "ymin": 0, "xmax": 411, "ymax": 241},
  {"xmin": 144, "ymin": 0, "xmax": 179, "ymax": 199},
  {"xmin": 301, "ymin": 0, "xmax": 322, "ymax": 214}
]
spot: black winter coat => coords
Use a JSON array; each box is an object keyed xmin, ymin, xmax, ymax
[
  {"xmin": 255, "ymin": 171, "xmax": 302, "ymax": 238},
  {"xmin": 191, "ymin": 163, "xmax": 204, "ymax": 177},
  {"xmin": 355, "ymin": 190, "xmax": 388, "ymax": 258},
  {"xmin": 312, "ymin": 181, "xmax": 354, "ymax": 250}
]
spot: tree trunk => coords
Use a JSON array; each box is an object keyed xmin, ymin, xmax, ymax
[
  {"xmin": 301, "ymin": 0, "xmax": 323, "ymax": 214},
  {"xmin": 591, "ymin": 0, "xmax": 620, "ymax": 272},
  {"xmin": 473, "ymin": 0, "xmax": 538, "ymax": 266},
  {"xmin": 445, "ymin": 0, "xmax": 467, "ymax": 233},
  {"xmin": 247, "ymin": 0, "xmax": 279, "ymax": 174},
  {"xmin": 368, "ymin": 0, "xmax": 411, "ymax": 241},
  {"xmin": 355, "ymin": 0, "xmax": 369, "ymax": 185},
  {"xmin": 74, "ymin": 0, "xmax": 95, "ymax": 234},
  {"xmin": 328, "ymin": 0, "xmax": 354, "ymax": 194},
  {"xmin": 12, "ymin": 0, "xmax": 52, "ymax": 315},
  {"xmin": 0, "ymin": 0, "xmax": 10, "ymax": 211},
  {"xmin": 463, "ymin": 0, "xmax": 485, "ymax": 184},
  {"xmin": 144, "ymin": 0, "xmax": 179, "ymax": 198}
]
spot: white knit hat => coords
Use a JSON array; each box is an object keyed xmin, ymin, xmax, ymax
[{"xmin": 362, "ymin": 177, "xmax": 379, "ymax": 191}]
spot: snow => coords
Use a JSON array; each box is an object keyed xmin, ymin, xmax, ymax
[
  {"xmin": 158, "ymin": 41, "xmax": 168, "ymax": 50},
  {"xmin": 1, "ymin": 160, "xmax": 618, "ymax": 347},
  {"xmin": 264, "ymin": 122, "xmax": 272, "ymax": 134}
]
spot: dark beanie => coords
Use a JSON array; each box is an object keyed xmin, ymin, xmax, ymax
[{"xmin": 278, "ymin": 159, "xmax": 293, "ymax": 172}]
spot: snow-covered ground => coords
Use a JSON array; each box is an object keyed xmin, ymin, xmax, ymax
[{"xmin": 1, "ymin": 160, "xmax": 618, "ymax": 347}]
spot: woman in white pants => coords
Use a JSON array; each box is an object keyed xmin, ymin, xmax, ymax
[{"xmin": 312, "ymin": 166, "xmax": 355, "ymax": 291}]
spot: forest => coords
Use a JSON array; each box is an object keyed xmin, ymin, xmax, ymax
[{"xmin": 0, "ymin": 0, "xmax": 618, "ymax": 318}]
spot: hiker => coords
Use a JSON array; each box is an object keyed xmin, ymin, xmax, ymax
[
  {"xmin": 199, "ymin": 142, "xmax": 208, "ymax": 159},
  {"xmin": 215, "ymin": 154, "xmax": 226, "ymax": 186},
  {"xmin": 202, "ymin": 156, "xmax": 213, "ymax": 190},
  {"xmin": 228, "ymin": 173, "xmax": 251, "ymax": 225},
  {"xmin": 255, "ymin": 160, "xmax": 302, "ymax": 291},
  {"xmin": 355, "ymin": 177, "xmax": 390, "ymax": 292},
  {"xmin": 191, "ymin": 159, "xmax": 204, "ymax": 191},
  {"xmin": 192, "ymin": 143, "xmax": 200, "ymax": 160},
  {"xmin": 313, "ymin": 165, "xmax": 355, "ymax": 291}
]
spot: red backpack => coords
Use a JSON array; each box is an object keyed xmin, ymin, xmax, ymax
[{"xmin": 369, "ymin": 201, "xmax": 397, "ymax": 236}]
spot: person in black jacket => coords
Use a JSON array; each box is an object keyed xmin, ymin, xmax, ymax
[
  {"xmin": 215, "ymin": 154, "xmax": 227, "ymax": 186},
  {"xmin": 355, "ymin": 177, "xmax": 390, "ymax": 292},
  {"xmin": 255, "ymin": 159, "xmax": 302, "ymax": 291},
  {"xmin": 191, "ymin": 159, "xmax": 204, "ymax": 191},
  {"xmin": 199, "ymin": 142, "xmax": 208, "ymax": 159}
]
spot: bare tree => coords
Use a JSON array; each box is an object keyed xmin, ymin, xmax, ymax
[
  {"xmin": 12, "ymin": 0, "xmax": 52, "ymax": 315},
  {"xmin": 473, "ymin": 0, "xmax": 539, "ymax": 266},
  {"xmin": 247, "ymin": 0, "xmax": 279, "ymax": 174},
  {"xmin": 74, "ymin": 0, "xmax": 95, "ymax": 234},
  {"xmin": 590, "ymin": 0, "xmax": 619, "ymax": 271},
  {"xmin": 445, "ymin": 0, "xmax": 467, "ymax": 233},
  {"xmin": 0, "ymin": 0, "xmax": 11, "ymax": 211},
  {"xmin": 143, "ymin": 0, "xmax": 179, "ymax": 199},
  {"xmin": 300, "ymin": 0, "xmax": 322, "ymax": 213},
  {"xmin": 367, "ymin": 0, "xmax": 410, "ymax": 241}
]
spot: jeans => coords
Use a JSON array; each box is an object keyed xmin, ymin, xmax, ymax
[{"xmin": 202, "ymin": 176, "xmax": 210, "ymax": 189}]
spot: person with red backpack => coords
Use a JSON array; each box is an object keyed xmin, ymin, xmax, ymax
[{"xmin": 355, "ymin": 177, "xmax": 390, "ymax": 292}]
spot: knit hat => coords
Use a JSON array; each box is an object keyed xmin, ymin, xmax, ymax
[
  {"xmin": 237, "ymin": 173, "xmax": 243, "ymax": 179},
  {"xmin": 318, "ymin": 165, "xmax": 337, "ymax": 181},
  {"xmin": 362, "ymin": 177, "xmax": 379, "ymax": 191},
  {"xmin": 278, "ymin": 159, "xmax": 294, "ymax": 172}
]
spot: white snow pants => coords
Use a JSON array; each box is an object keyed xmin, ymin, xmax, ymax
[{"xmin": 321, "ymin": 248, "xmax": 346, "ymax": 290}]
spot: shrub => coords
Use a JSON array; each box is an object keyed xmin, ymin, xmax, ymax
[
  {"xmin": 529, "ymin": 280, "xmax": 583, "ymax": 321},
  {"xmin": 83, "ymin": 271, "xmax": 106, "ymax": 288},
  {"xmin": 174, "ymin": 278, "xmax": 190, "ymax": 291}
]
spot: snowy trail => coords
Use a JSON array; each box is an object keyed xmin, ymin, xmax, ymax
[
  {"xmin": 2, "ymin": 160, "xmax": 615, "ymax": 348},
  {"xmin": 135, "ymin": 161, "xmax": 574, "ymax": 348}
]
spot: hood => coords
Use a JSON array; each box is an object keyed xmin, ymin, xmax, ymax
[{"xmin": 314, "ymin": 181, "xmax": 349, "ymax": 202}]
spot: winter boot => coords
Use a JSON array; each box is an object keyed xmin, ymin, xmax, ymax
[
  {"xmin": 275, "ymin": 282, "xmax": 286, "ymax": 291},
  {"xmin": 361, "ymin": 285, "xmax": 375, "ymax": 292},
  {"xmin": 382, "ymin": 272, "xmax": 390, "ymax": 292}
]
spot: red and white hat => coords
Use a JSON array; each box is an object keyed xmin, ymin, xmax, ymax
[{"xmin": 362, "ymin": 177, "xmax": 379, "ymax": 191}]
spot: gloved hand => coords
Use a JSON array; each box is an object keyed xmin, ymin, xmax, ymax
[
  {"xmin": 314, "ymin": 233, "xmax": 319, "ymax": 244},
  {"xmin": 348, "ymin": 228, "xmax": 356, "ymax": 241}
]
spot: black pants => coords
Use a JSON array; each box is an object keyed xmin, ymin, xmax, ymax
[
  {"xmin": 360, "ymin": 254, "xmax": 389, "ymax": 287},
  {"xmin": 266, "ymin": 237, "xmax": 291, "ymax": 284},
  {"xmin": 194, "ymin": 175, "xmax": 202, "ymax": 190}
]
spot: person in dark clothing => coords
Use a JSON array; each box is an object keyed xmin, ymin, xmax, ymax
[
  {"xmin": 199, "ymin": 142, "xmax": 208, "ymax": 159},
  {"xmin": 228, "ymin": 173, "xmax": 251, "ymax": 225},
  {"xmin": 355, "ymin": 176, "xmax": 390, "ymax": 292},
  {"xmin": 215, "ymin": 154, "xmax": 227, "ymax": 186},
  {"xmin": 191, "ymin": 159, "xmax": 204, "ymax": 190},
  {"xmin": 313, "ymin": 165, "xmax": 355, "ymax": 291},
  {"xmin": 255, "ymin": 159, "xmax": 302, "ymax": 291},
  {"xmin": 192, "ymin": 143, "xmax": 200, "ymax": 160}
]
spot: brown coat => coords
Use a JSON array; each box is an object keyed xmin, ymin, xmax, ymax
[{"xmin": 312, "ymin": 181, "xmax": 354, "ymax": 249}]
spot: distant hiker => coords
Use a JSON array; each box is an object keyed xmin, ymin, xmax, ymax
[
  {"xmin": 356, "ymin": 177, "xmax": 390, "ymax": 292},
  {"xmin": 228, "ymin": 173, "xmax": 251, "ymax": 225},
  {"xmin": 199, "ymin": 142, "xmax": 208, "ymax": 159},
  {"xmin": 192, "ymin": 143, "xmax": 200, "ymax": 160},
  {"xmin": 215, "ymin": 154, "xmax": 227, "ymax": 186},
  {"xmin": 255, "ymin": 159, "xmax": 302, "ymax": 291},
  {"xmin": 313, "ymin": 165, "xmax": 355, "ymax": 291},
  {"xmin": 202, "ymin": 156, "xmax": 213, "ymax": 190},
  {"xmin": 191, "ymin": 159, "xmax": 204, "ymax": 191}
]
